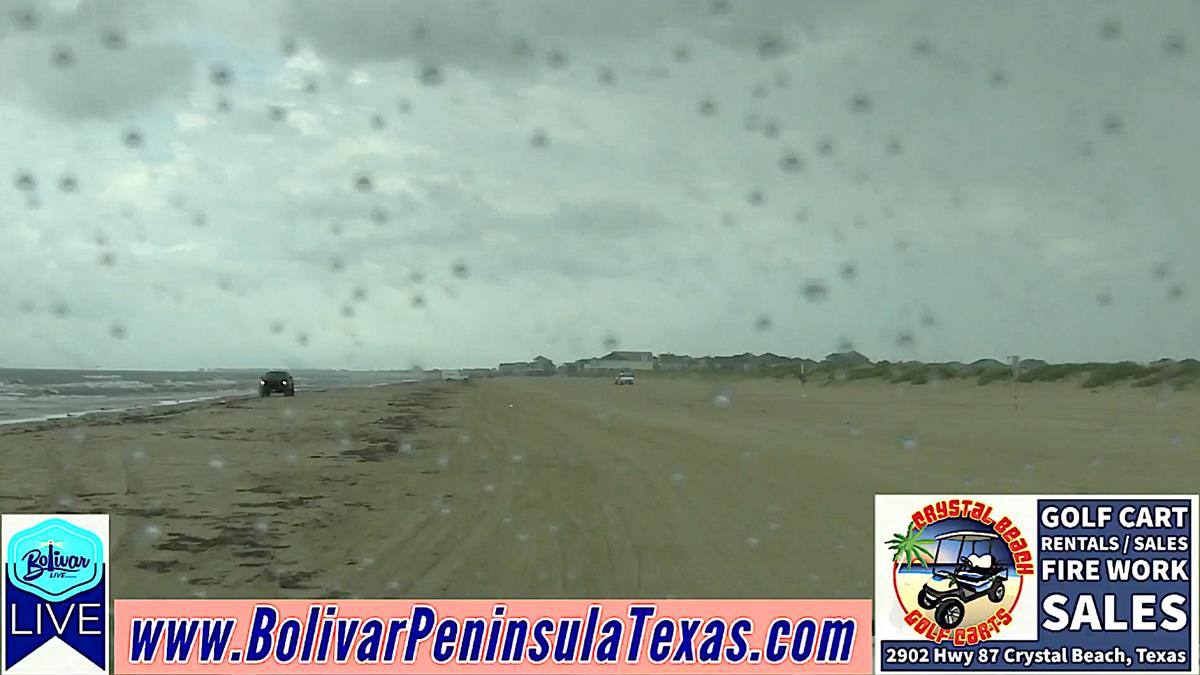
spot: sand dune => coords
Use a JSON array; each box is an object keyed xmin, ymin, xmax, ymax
[{"xmin": 0, "ymin": 376, "xmax": 1195, "ymax": 600}]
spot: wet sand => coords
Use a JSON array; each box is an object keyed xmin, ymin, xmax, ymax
[{"xmin": 0, "ymin": 376, "xmax": 1195, "ymax": 600}]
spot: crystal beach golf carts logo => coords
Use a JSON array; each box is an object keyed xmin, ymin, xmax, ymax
[{"xmin": 885, "ymin": 498, "xmax": 1034, "ymax": 646}]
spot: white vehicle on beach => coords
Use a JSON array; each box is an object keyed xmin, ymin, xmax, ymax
[
  {"xmin": 614, "ymin": 371, "xmax": 635, "ymax": 385},
  {"xmin": 442, "ymin": 369, "xmax": 469, "ymax": 382}
]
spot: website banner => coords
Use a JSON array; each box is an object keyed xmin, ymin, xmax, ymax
[
  {"xmin": 875, "ymin": 494, "xmax": 1199, "ymax": 675},
  {"xmin": 114, "ymin": 598, "xmax": 870, "ymax": 674}
]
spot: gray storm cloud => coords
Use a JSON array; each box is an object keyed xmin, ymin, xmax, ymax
[{"xmin": 0, "ymin": 0, "xmax": 1197, "ymax": 369}]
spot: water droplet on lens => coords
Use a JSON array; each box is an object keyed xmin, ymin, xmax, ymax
[
  {"xmin": 51, "ymin": 46, "xmax": 74, "ymax": 68},
  {"xmin": 698, "ymin": 98, "xmax": 717, "ymax": 116},
  {"xmin": 122, "ymin": 130, "xmax": 143, "ymax": 148},
  {"xmin": 109, "ymin": 322, "xmax": 127, "ymax": 339},
  {"xmin": 530, "ymin": 129, "xmax": 549, "ymax": 148},
  {"xmin": 898, "ymin": 434, "xmax": 919, "ymax": 451},
  {"xmin": 1099, "ymin": 16, "xmax": 1121, "ymax": 40},
  {"xmin": 101, "ymin": 29, "xmax": 126, "ymax": 49},
  {"xmin": 210, "ymin": 64, "xmax": 232, "ymax": 86},
  {"xmin": 354, "ymin": 173, "xmax": 373, "ymax": 192},
  {"xmin": 755, "ymin": 315, "xmax": 772, "ymax": 331},
  {"xmin": 14, "ymin": 7, "xmax": 38, "ymax": 29},
  {"xmin": 757, "ymin": 32, "xmax": 787, "ymax": 59},
  {"xmin": 712, "ymin": 387, "xmax": 733, "ymax": 408},
  {"xmin": 14, "ymin": 172, "xmax": 35, "ymax": 192},
  {"xmin": 849, "ymin": 93, "xmax": 872, "ymax": 113},
  {"xmin": 801, "ymin": 280, "xmax": 829, "ymax": 302},
  {"xmin": 1163, "ymin": 34, "xmax": 1187, "ymax": 56},
  {"xmin": 419, "ymin": 64, "xmax": 443, "ymax": 86}
]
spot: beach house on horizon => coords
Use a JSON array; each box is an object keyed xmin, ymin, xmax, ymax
[
  {"xmin": 497, "ymin": 361, "xmax": 531, "ymax": 375},
  {"xmin": 583, "ymin": 351, "xmax": 656, "ymax": 372},
  {"xmin": 654, "ymin": 353, "xmax": 698, "ymax": 371}
]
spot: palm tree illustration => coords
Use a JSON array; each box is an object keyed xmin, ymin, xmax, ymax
[{"xmin": 887, "ymin": 523, "xmax": 935, "ymax": 569}]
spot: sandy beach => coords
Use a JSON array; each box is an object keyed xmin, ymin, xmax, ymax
[{"xmin": 0, "ymin": 376, "xmax": 1196, "ymax": 601}]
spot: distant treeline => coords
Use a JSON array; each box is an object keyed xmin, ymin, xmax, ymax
[
  {"xmin": 764, "ymin": 357, "xmax": 1200, "ymax": 389},
  {"xmin": 623, "ymin": 352, "xmax": 1200, "ymax": 390}
]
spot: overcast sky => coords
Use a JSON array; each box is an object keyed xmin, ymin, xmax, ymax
[{"xmin": 1, "ymin": 0, "xmax": 1197, "ymax": 370}]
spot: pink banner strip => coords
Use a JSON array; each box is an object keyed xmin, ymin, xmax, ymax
[{"xmin": 114, "ymin": 599, "xmax": 871, "ymax": 674}]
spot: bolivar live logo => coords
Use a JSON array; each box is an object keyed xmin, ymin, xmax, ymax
[
  {"xmin": 2, "ymin": 514, "xmax": 109, "ymax": 675},
  {"xmin": 887, "ymin": 499, "xmax": 1033, "ymax": 646}
]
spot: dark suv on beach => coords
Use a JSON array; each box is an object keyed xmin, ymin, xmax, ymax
[{"xmin": 259, "ymin": 370, "xmax": 295, "ymax": 397}]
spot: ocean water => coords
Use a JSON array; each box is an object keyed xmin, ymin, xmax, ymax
[{"xmin": 0, "ymin": 369, "xmax": 424, "ymax": 425}]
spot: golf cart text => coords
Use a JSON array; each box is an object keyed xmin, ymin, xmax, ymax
[
  {"xmin": 911, "ymin": 500, "xmax": 1034, "ymax": 575},
  {"xmin": 1041, "ymin": 504, "xmax": 1189, "ymax": 529}
]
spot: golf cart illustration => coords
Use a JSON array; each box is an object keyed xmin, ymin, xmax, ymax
[{"xmin": 916, "ymin": 531, "xmax": 1009, "ymax": 629}]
